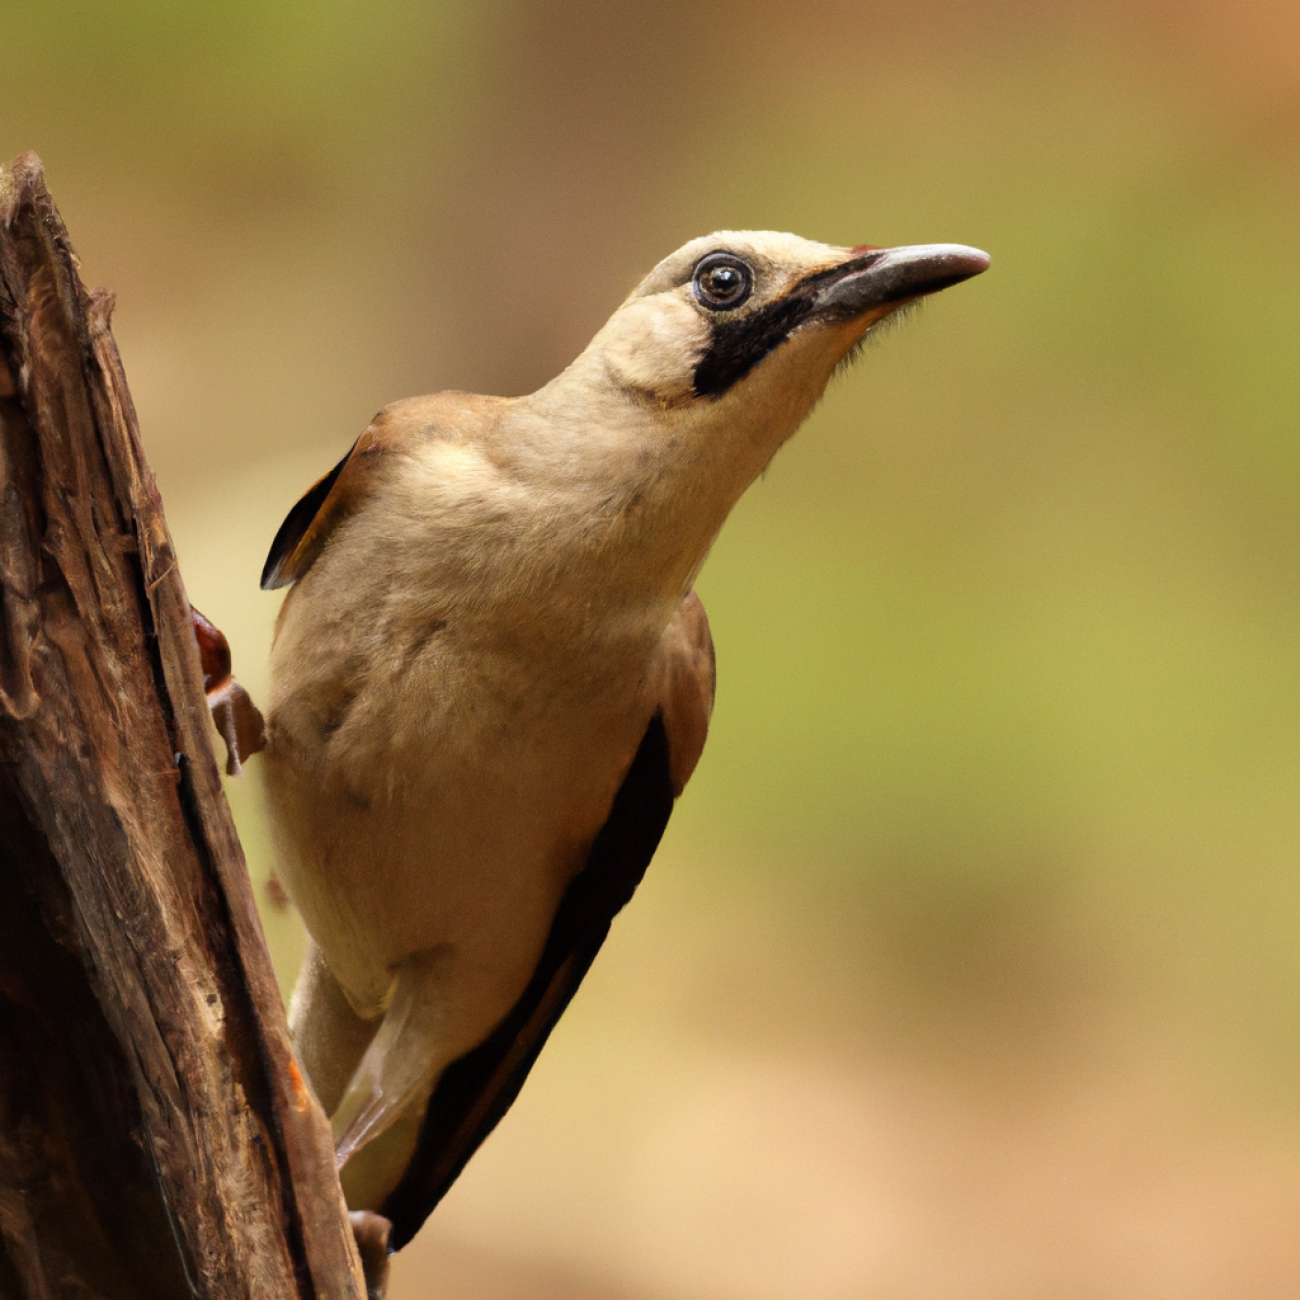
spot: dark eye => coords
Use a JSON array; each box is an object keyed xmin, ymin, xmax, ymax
[{"xmin": 692, "ymin": 253, "xmax": 753, "ymax": 311}]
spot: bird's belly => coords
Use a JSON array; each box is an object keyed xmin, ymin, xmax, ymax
[{"xmin": 265, "ymin": 636, "xmax": 654, "ymax": 1054}]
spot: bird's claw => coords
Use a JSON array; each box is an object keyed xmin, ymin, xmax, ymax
[
  {"xmin": 191, "ymin": 607, "xmax": 266, "ymax": 775},
  {"xmin": 348, "ymin": 1211, "xmax": 392, "ymax": 1299}
]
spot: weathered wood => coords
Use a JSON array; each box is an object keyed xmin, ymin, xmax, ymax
[{"xmin": 0, "ymin": 152, "xmax": 366, "ymax": 1299}]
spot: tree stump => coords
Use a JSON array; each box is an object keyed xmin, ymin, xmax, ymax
[{"xmin": 0, "ymin": 152, "xmax": 365, "ymax": 1299}]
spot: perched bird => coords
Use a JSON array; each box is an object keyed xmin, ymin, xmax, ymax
[{"xmin": 261, "ymin": 230, "xmax": 988, "ymax": 1249}]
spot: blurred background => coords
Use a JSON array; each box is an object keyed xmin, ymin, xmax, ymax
[{"xmin": 6, "ymin": 1, "xmax": 1300, "ymax": 1294}]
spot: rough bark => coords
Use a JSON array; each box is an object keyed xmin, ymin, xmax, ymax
[{"xmin": 0, "ymin": 152, "xmax": 365, "ymax": 1298}]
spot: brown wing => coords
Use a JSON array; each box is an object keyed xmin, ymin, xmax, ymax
[
  {"xmin": 658, "ymin": 589, "xmax": 716, "ymax": 794},
  {"xmin": 260, "ymin": 438, "xmax": 361, "ymax": 590},
  {"xmin": 378, "ymin": 594, "xmax": 716, "ymax": 1250},
  {"xmin": 261, "ymin": 394, "xmax": 514, "ymax": 591}
]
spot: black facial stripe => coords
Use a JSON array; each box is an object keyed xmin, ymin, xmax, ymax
[
  {"xmin": 691, "ymin": 251, "xmax": 885, "ymax": 398},
  {"xmin": 692, "ymin": 292, "xmax": 817, "ymax": 397}
]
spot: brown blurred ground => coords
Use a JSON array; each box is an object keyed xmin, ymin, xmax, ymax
[{"xmin": 7, "ymin": 1, "xmax": 1300, "ymax": 1295}]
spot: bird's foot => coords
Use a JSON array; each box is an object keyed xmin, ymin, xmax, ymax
[
  {"xmin": 191, "ymin": 607, "xmax": 266, "ymax": 774},
  {"xmin": 349, "ymin": 1211, "xmax": 392, "ymax": 1299}
]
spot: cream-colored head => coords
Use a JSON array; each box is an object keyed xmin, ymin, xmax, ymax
[
  {"xmin": 583, "ymin": 229, "xmax": 987, "ymax": 410},
  {"xmin": 522, "ymin": 230, "xmax": 988, "ymax": 576}
]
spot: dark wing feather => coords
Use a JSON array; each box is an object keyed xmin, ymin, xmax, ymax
[
  {"xmin": 260, "ymin": 438, "xmax": 358, "ymax": 590},
  {"xmin": 379, "ymin": 712, "xmax": 676, "ymax": 1249}
]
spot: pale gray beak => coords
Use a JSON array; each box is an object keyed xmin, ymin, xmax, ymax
[{"xmin": 814, "ymin": 243, "xmax": 990, "ymax": 321}]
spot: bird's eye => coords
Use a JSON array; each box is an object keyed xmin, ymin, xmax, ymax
[{"xmin": 692, "ymin": 253, "xmax": 753, "ymax": 311}]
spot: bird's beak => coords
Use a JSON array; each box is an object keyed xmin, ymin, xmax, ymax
[{"xmin": 812, "ymin": 244, "xmax": 990, "ymax": 322}]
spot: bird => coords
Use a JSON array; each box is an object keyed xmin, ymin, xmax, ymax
[{"xmin": 259, "ymin": 230, "xmax": 988, "ymax": 1250}]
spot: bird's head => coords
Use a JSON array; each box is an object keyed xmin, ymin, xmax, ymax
[
  {"xmin": 584, "ymin": 230, "xmax": 988, "ymax": 414},
  {"xmin": 511, "ymin": 230, "xmax": 987, "ymax": 593},
  {"xmin": 532, "ymin": 230, "xmax": 987, "ymax": 547}
]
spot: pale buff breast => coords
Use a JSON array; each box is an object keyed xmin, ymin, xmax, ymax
[{"xmin": 263, "ymin": 441, "xmax": 675, "ymax": 1027}]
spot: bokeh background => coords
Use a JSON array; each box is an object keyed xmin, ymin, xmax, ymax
[{"xmin": 7, "ymin": 1, "xmax": 1300, "ymax": 1295}]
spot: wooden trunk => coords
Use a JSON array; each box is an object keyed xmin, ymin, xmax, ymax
[{"xmin": 0, "ymin": 152, "xmax": 365, "ymax": 1300}]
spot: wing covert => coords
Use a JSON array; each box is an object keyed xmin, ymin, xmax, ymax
[{"xmin": 261, "ymin": 438, "xmax": 360, "ymax": 590}]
